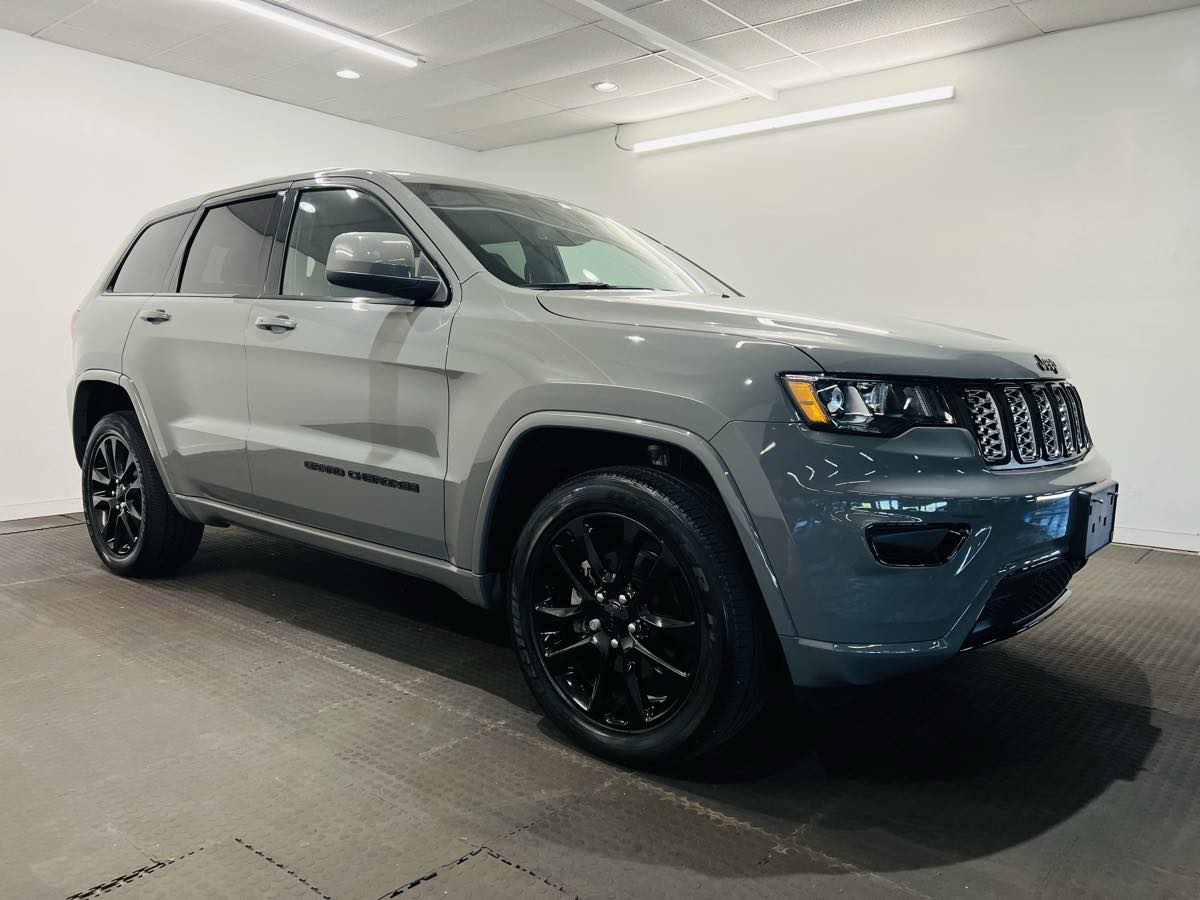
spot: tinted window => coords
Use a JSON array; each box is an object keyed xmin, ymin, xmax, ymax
[
  {"xmin": 111, "ymin": 214, "xmax": 190, "ymax": 293},
  {"xmin": 282, "ymin": 188, "xmax": 439, "ymax": 299},
  {"xmin": 179, "ymin": 196, "xmax": 278, "ymax": 295}
]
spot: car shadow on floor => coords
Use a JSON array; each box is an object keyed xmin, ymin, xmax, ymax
[{"xmin": 183, "ymin": 528, "xmax": 1162, "ymax": 875}]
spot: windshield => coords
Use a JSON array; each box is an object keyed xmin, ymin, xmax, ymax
[{"xmin": 400, "ymin": 179, "xmax": 736, "ymax": 295}]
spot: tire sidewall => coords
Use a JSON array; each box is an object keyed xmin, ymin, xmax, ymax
[
  {"xmin": 82, "ymin": 413, "xmax": 149, "ymax": 574},
  {"xmin": 509, "ymin": 474, "xmax": 732, "ymax": 763}
]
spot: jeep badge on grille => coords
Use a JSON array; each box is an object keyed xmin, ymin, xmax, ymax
[{"xmin": 1035, "ymin": 355, "xmax": 1059, "ymax": 374}]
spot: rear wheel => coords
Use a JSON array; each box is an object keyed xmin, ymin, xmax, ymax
[
  {"xmin": 509, "ymin": 466, "xmax": 766, "ymax": 765},
  {"xmin": 82, "ymin": 411, "xmax": 203, "ymax": 576}
]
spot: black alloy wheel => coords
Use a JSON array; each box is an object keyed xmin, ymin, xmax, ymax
[
  {"xmin": 531, "ymin": 512, "xmax": 701, "ymax": 731},
  {"xmin": 82, "ymin": 411, "xmax": 204, "ymax": 576},
  {"xmin": 88, "ymin": 433, "xmax": 143, "ymax": 557},
  {"xmin": 509, "ymin": 466, "xmax": 767, "ymax": 765}
]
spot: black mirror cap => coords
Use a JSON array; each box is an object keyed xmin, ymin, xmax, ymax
[
  {"xmin": 327, "ymin": 266, "xmax": 443, "ymax": 304},
  {"xmin": 866, "ymin": 523, "xmax": 970, "ymax": 567}
]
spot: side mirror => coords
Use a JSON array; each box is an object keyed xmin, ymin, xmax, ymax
[{"xmin": 325, "ymin": 232, "xmax": 441, "ymax": 303}]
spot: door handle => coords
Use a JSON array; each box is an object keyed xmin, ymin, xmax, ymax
[
  {"xmin": 255, "ymin": 314, "xmax": 297, "ymax": 332},
  {"xmin": 140, "ymin": 309, "xmax": 171, "ymax": 324}
]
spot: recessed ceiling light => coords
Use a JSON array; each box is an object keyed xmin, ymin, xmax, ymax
[
  {"xmin": 336, "ymin": 68, "xmax": 361, "ymax": 79},
  {"xmin": 592, "ymin": 81, "xmax": 618, "ymax": 92}
]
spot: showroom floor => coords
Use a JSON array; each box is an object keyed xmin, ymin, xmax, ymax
[{"xmin": 1, "ymin": 516, "xmax": 1196, "ymax": 899}]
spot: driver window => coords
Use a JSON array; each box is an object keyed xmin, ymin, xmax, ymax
[{"xmin": 282, "ymin": 188, "xmax": 437, "ymax": 298}]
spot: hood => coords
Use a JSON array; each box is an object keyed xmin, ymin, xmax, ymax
[{"xmin": 537, "ymin": 291, "xmax": 1067, "ymax": 380}]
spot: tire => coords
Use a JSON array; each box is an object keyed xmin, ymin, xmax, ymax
[
  {"xmin": 82, "ymin": 411, "xmax": 203, "ymax": 577},
  {"xmin": 508, "ymin": 466, "xmax": 766, "ymax": 766}
]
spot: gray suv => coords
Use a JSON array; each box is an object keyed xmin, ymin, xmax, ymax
[{"xmin": 70, "ymin": 169, "xmax": 1118, "ymax": 764}]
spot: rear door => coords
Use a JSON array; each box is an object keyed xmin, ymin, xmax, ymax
[
  {"xmin": 124, "ymin": 187, "xmax": 285, "ymax": 506},
  {"xmin": 245, "ymin": 178, "xmax": 456, "ymax": 559}
]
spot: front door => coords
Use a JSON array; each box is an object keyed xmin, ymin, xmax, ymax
[
  {"xmin": 124, "ymin": 190, "xmax": 283, "ymax": 507},
  {"xmin": 245, "ymin": 181, "xmax": 454, "ymax": 559}
]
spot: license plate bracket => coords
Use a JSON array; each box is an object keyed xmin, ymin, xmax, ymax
[{"xmin": 1072, "ymin": 480, "xmax": 1118, "ymax": 559}]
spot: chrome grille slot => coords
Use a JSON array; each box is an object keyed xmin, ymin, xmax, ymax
[
  {"xmin": 964, "ymin": 388, "xmax": 1007, "ymax": 462},
  {"xmin": 1030, "ymin": 385, "xmax": 1061, "ymax": 459},
  {"xmin": 961, "ymin": 381, "xmax": 1090, "ymax": 468},
  {"xmin": 1003, "ymin": 386, "xmax": 1038, "ymax": 463},
  {"xmin": 1051, "ymin": 383, "xmax": 1077, "ymax": 456}
]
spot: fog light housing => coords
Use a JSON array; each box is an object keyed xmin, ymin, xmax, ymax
[{"xmin": 867, "ymin": 524, "xmax": 969, "ymax": 566}]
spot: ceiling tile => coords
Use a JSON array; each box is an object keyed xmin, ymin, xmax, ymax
[
  {"xmin": 744, "ymin": 53, "xmax": 829, "ymax": 89},
  {"xmin": 518, "ymin": 53, "xmax": 697, "ymax": 108},
  {"xmin": 381, "ymin": 0, "xmax": 585, "ymax": 64},
  {"xmin": 37, "ymin": 22, "xmax": 160, "ymax": 62},
  {"xmin": 282, "ymin": 0, "xmax": 474, "ymax": 37},
  {"xmin": 811, "ymin": 5, "xmax": 1040, "ymax": 75},
  {"xmin": 627, "ymin": 0, "xmax": 746, "ymax": 41},
  {"xmin": 151, "ymin": 17, "xmax": 335, "ymax": 76},
  {"xmin": 763, "ymin": 0, "xmax": 1009, "ymax": 53},
  {"xmin": 444, "ymin": 109, "xmax": 601, "ymax": 148},
  {"xmin": 378, "ymin": 90, "xmax": 559, "ymax": 135},
  {"xmin": 572, "ymin": 78, "xmax": 739, "ymax": 123},
  {"xmin": 452, "ymin": 24, "xmax": 647, "ymax": 88},
  {"xmin": 709, "ymin": 0, "xmax": 853, "ymax": 26},
  {"xmin": 141, "ymin": 51, "xmax": 259, "ymax": 90},
  {"xmin": 0, "ymin": 0, "xmax": 91, "ymax": 34},
  {"xmin": 58, "ymin": 0, "xmax": 223, "ymax": 53},
  {"xmin": 241, "ymin": 76, "xmax": 339, "ymax": 107},
  {"xmin": 690, "ymin": 28, "xmax": 795, "ymax": 67},
  {"xmin": 317, "ymin": 68, "xmax": 500, "ymax": 119},
  {"xmin": 1016, "ymin": 0, "xmax": 1200, "ymax": 32}
]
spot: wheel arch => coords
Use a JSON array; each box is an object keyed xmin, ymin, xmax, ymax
[
  {"xmin": 472, "ymin": 412, "xmax": 797, "ymax": 638},
  {"xmin": 71, "ymin": 372, "xmax": 180, "ymax": 501}
]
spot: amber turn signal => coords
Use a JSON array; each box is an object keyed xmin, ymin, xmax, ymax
[{"xmin": 782, "ymin": 376, "xmax": 830, "ymax": 425}]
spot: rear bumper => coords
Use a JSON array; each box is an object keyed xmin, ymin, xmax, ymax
[{"xmin": 711, "ymin": 421, "xmax": 1112, "ymax": 687}]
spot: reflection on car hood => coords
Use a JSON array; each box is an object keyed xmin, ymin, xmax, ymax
[{"xmin": 537, "ymin": 290, "xmax": 1068, "ymax": 380}]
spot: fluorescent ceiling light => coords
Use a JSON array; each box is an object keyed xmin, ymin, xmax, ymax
[
  {"xmin": 208, "ymin": 0, "xmax": 419, "ymax": 67},
  {"xmin": 632, "ymin": 86, "xmax": 955, "ymax": 154}
]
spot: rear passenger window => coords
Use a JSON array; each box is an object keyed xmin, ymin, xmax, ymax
[
  {"xmin": 111, "ymin": 214, "xmax": 190, "ymax": 293},
  {"xmin": 179, "ymin": 195, "xmax": 279, "ymax": 295}
]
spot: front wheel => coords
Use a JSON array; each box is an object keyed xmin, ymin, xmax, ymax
[
  {"xmin": 509, "ymin": 466, "xmax": 766, "ymax": 765},
  {"xmin": 82, "ymin": 411, "xmax": 203, "ymax": 577}
]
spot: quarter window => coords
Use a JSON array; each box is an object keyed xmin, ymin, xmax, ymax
[
  {"xmin": 179, "ymin": 195, "xmax": 279, "ymax": 295},
  {"xmin": 111, "ymin": 214, "xmax": 190, "ymax": 294},
  {"xmin": 282, "ymin": 188, "xmax": 440, "ymax": 299}
]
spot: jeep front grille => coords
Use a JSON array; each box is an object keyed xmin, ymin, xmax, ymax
[{"xmin": 961, "ymin": 381, "xmax": 1091, "ymax": 467}]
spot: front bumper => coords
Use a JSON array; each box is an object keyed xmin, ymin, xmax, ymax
[{"xmin": 712, "ymin": 421, "xmax": 1113, "ymax": 687}]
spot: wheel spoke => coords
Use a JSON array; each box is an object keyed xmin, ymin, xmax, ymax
[
  {"xmin": 125, "ymin": 504, "xmax": 143, "ymax": 523},
  {"xmin": 623, "ymin": 659, "xmax": 645, "ymax": 722},
  {"xmin": 535, "ymin": 603, "xmax": 581, "ymax": 618},
  {"xmin": 552, "ymin": 545, "xmax": 596, "ymax": 601},
  {"xmin": 587, "ymin": 656, "xmax": 614, "ymax": 714},
  {"xmin": 639, "ymin": 612, "xmax": 695, "ymax": 629},
  {"xmin": 101, "ymin": 437, "xmax": 117, "ymax": 479},
  {"xmin": 120, "ymin": 450, "xmax": 136, "ymax": 480},
  {"xmin": 632, "ymin": 638, "xmax": 690, "ymax": 680},
  {"xmin": 571, "ymin": 520, "xmax": 606, "ymax": 583},
  {"xmin": 614, "ymin": 518, "xmax": 643, "ymax": 586},
  {"xmin": 638, "ymin": 546, "xmax": 676, "ymax": 601},
  {"xmin": 544, "ymin": 635, "xmax": 595, "ymax": 661},
  {"xmin": 91, "ymin": 468, "xmax": 111, "ymax": 487},
  {"xmin": 91, "ymin": 491, "xmax": 110, "ymax": 509}
]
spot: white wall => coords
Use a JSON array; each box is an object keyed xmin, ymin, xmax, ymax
[
  {"xmin": 479, "ymin": 8, "xmax": 1200, "ymax": 551},
  {"xmin": 0, "ymin": 29, "xmax": 481, "ymax": 521}
]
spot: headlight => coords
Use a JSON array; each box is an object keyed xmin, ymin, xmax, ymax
[{"xmin": 781, "ymin": 375, "xmax": 955, "ymax": 435}]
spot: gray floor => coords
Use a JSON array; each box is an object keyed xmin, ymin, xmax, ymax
[{"xmin": 1, "ymin": 516, "xmax": 1197, "ymax": 899}]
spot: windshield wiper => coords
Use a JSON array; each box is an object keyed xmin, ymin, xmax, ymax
[{"xmin": 526, "ymin": 281, "xmax": 632, "ymax": 291}]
